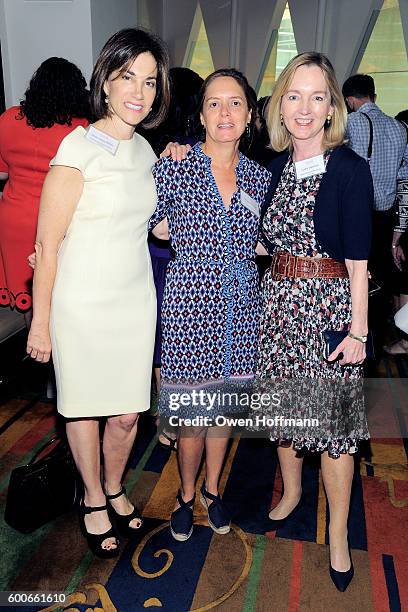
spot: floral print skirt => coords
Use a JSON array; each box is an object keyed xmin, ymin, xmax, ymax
[{"xmin": 256, "ymin": 273, "xmax": 369, "ymax": 458}]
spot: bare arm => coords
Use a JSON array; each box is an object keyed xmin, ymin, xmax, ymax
[
  {"xmin": 346, "ymin": 259, "xmax": 369, "ymax": 336},
  {"xmin": 328, "ymin": 259, "xmax": 368, "ymax": 365},
  {"xmin": 27, "ymin": 166, "xmax": 83, "ymax": 362}
]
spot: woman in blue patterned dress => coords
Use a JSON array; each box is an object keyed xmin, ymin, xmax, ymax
[{"xmin": 150, "ymin": 69, "xmax": 271, "ymax": 541}]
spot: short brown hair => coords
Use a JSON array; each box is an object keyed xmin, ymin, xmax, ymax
[
  {"xmin": 90, "ymin": 28, "xmax": 170, "ymax": 129},
  {"xmin": 266, "ymin": 52, "xmax": 347, "ymax": 152}
]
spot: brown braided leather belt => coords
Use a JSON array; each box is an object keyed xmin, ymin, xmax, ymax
[{"xmin": 270, "ymin": 252, "xmax": 348, "ymax": 280}]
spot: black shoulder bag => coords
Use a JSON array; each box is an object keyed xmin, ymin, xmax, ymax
[
  {"xmin": 5, "ymin": 436, "xmax": 80, "ymax": 533},
  {"xmin": 394, "ymin": 121, "xmax": 408, "ymax": 233},
  {"xmin": 360, "ymin": 112, "xmax": 373, "ymax": 163}
]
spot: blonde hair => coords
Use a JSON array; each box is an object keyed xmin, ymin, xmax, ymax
[{"xmin": 266, "ymin": 52, "xmax": 347, "ymax": 152}]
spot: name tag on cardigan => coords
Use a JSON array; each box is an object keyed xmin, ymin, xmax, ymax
[
  {"xmin": 294, "ymin": 154, "xmax": 326, "ymax": 180},
  {"xmin": 241, "ymin": 190, "xmax": 260, "ymax": 217},
  {"xmin": 86, "ymin": 125, "xmax": 119, "ymax": 155}
]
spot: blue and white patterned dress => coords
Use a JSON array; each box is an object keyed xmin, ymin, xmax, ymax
[{"xmin": 149, "ymin": 144, "xmax": 271, "ymax": 416}]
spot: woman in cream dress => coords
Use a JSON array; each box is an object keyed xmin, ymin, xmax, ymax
[
  {"xmin": 49, "ymin": 124, "xmax": 157, "ymax": 417},
  {"xmin": 27, "ymin": 28, "xmax": 170, "ymax": 557}
]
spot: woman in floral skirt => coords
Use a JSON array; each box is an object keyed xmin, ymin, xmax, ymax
[{"xmin": 257, "ymin": 52, "xmax": 373, "ymax": 591}]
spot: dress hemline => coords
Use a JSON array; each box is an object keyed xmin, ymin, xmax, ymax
[{"xmin": 57, "ymin": 404, "xmax": 151, "ymax": 418}]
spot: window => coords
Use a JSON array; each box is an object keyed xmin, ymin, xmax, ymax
[
  {"xmin": 358, "ymin": 0, "xmax": 408, "ymax": 116},
  {"xmin": 184, "ymin": 2, "xmax": 214, "ymax": 79},
  {"xmin": 258, "ymin": 3, "xmax": 297, "ymax": 98}
]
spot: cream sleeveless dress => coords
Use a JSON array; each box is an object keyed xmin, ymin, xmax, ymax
[{"xmin": 49, "ymin": 126, "xmax": 157, "ymax": 417}]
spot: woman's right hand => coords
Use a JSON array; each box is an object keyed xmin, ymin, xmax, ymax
[
  {"xmin": 392, "ymin": 244, "xmax": 405, "ymax": 271},
  {"xmin": 27, "ymin": 325, "xmax": 51, "ymax": 362}
]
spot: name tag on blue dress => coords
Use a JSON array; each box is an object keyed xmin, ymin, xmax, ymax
[
  {"xmin": 241, "ymin": 190, "xmax": 260, "ymax": 218},
  {"xmin": 85, "ymin": 125, "xmax": 119, "ymax": 155}
]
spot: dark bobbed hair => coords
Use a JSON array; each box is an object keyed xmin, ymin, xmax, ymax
[
  {"xmin": 19, "ymin": 57, "xmax": 90, "ymax": 128},
  {"xmin": 198, "ymin": 68, "xmax": 257, "ymax": 152},
  {"xmin": 90, "ymin": 28, "xmax": 170, "ymax": 129},
  {"xmin": 342, "ymin": 74, "xmax": 375, "ymax": 100}
]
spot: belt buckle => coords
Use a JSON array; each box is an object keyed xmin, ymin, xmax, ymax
[
  {"xmin": 272, "ymin": 253, "xmax": 284, "ymax": 280},
  {"xmin": 282, "ymin": 253, "xmax": 291, "ymax": 278},
  {"xmin": 271, "ymin": 254, "xmax": 277, "ymax": 278},
  {"xmin": 304, "ymin": 258, "xmax": 319, "ymax": 278}
]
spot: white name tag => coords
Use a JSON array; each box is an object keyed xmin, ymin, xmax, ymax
[
  {"xmin": 294, "ymin": 154, "xmax": 326, "ymax": 180},
  {"xmin": 86, "ymin": 125, "xmax": 119, "ymax": 155},
  {"xmin": 241, "ymin": 190, "xmax": 260, "ymax": 218}
]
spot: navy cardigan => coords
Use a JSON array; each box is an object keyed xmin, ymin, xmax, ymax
[{"xmin": 262, "ymin": 145, "xmax": 374, "ymax": 263}]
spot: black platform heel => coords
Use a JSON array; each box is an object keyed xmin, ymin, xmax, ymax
[
  {"xmin": 79, "ymin": 500, "xmax": 119, "ymax": 558},
  {"xmin": 105, "ymin": 485, "xmax": 143, "ymax": 537}
]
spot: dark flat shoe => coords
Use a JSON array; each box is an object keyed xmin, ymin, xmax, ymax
[
  {"xmin": 200, "ymin": 481, "xmax": 231, "ymax": 535},
  {"xmin": 170, "ymin": 490, "xmax": 195, "ymax": 541},
  {"xmin": 106, "ymin": 485, "xmax": 143, "ymax": 537},
  {"xmin": 79, "ymin": 500, "xmax": 119, "ymax": 559}
]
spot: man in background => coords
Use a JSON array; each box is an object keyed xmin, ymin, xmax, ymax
[{"xmin": 342, "ymin": 74, "xmax": 406, "ymax": 354}]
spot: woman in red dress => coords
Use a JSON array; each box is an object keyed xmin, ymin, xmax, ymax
[{"xmin": 0, "ymin": 57, "xmax": 90, "ymax": 312}]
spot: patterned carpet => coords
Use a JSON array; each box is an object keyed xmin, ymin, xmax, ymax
[{"xmin": 0, "ymin": 357, "xmax": 407, "ymax": 612}]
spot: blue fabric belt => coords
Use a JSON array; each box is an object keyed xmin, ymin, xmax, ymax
[{"xmin": 174, "ymin": 257, "xmax": 255, "ymax": 306}]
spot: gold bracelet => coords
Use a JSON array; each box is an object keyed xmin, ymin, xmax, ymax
[{"xmin": 347, "ymin": 332, "xmax": 367, "ymax": 343}]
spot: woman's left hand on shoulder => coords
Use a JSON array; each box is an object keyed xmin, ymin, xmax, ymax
[
  {"xmin": 327, "ymin": 335, "xmax": 366, "ymax": 366},
  {"xmin": 160, "ymin": 142, "xmax": 191, "ymax": 161}
]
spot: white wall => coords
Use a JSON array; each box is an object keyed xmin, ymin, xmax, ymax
[
  {"xmin": 200, "ymin": 0, "xmax": 233, "ymax": 68},
  {"xmin": 90, "ymin": 0, "xmax": 138, "ymax": 61},
  {"xmin": 320, "ymin": 0, "xmax": 384, "ymax": 83},
  {"xmin": 238, "ymin": 0, "xmax": 286, "ymax": 88},
  {"xmin": 137, "ymin": 0, "xmax": 163, "ymax": 35},
  {"xmin": 0, "ymin": 0, "xmax": 93, "ymax": 107},
  {"xmin": 162, "ymin": 0, "xmax": 197, "ymax": 67}
]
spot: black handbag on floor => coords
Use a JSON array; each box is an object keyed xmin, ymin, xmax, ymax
[{"xmin": 5, "ymin": 436, "xmax": 80, "ymax": 533}]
